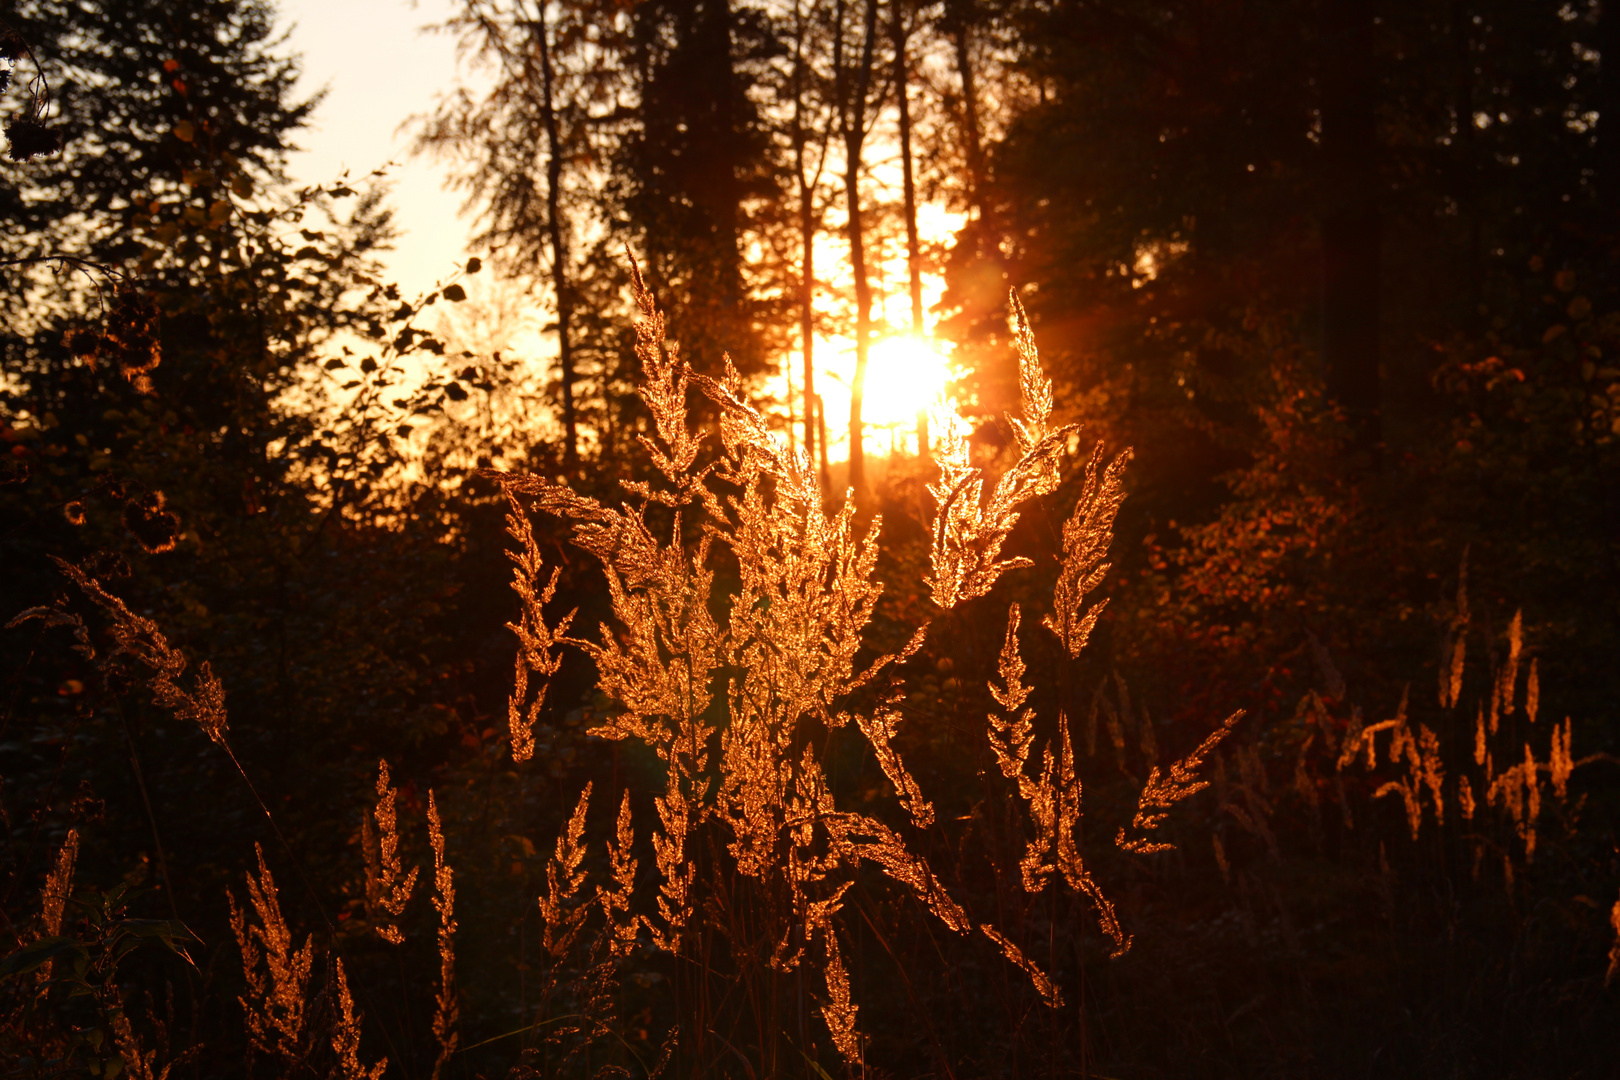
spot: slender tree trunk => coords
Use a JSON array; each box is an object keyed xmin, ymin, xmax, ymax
[
  {"xmin": 1318, "ymin": 0, "xmax": 1380, "ymax": 449},
  {"xmin": 892, "ymin": 0, "xmax": 928, "ymax": 456},
  {"xmin": 945, "ymin": 0, "xmax": 987, "ymax": 215},
  {"xmin": 792, "ymin": 0, "xmax": 823, "ymax": 484},
  {"xmin": 837, "ymin": 0, "xmax": 879, "ymax": 503},
  {"xmin": 706, "ymin": 0, "xmax": 745, "ymax": 316},
  {"xmin": 816, "ymin": 392, "xmax": 831, "ymax": 480},
  {"xmin": 536, "ymin": 1, "xmax": 578, "ymax": 473}
]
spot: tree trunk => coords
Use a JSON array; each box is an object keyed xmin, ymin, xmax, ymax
[
  {"xmin": 837, "ymin": 0, "xmax": 879, "ymax": 503},
  {"xmin": 536, "ymin": 2, "xmax": 578, "ymax": 473},
  {"xmin": 945, "ymin": 0, "xmax": 987, "ymax": 216},
  {"xmin": 892, "ymin": 0, "xmax": 928, "ymax": 457},
  {"xmin": 816, "ymin": 392, "xmax": 831, "ymax": 482},
  {"xmin": 792, "ymin": 0, "xmax": 823, "ymax": 484},
  {"xmin": 1318, "ymin": 0, "xmax": 1380, "ymax": 448}
]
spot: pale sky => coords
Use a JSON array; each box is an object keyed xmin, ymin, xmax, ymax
[
  {"xmin": 273, "ymin": 0, "xmax": 963, "ymax": 462},
  {"xmin": 277, "ymin": 0, "xmax": 475, "ymax": 298}
]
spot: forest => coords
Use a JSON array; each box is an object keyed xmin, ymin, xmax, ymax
[{"xmin": 2, "ymin": 0, "xmax": 1619, "ymax": 1076}]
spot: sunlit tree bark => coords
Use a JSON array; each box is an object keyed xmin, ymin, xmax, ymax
[
  {"xmin": 942, "ymin": 0, "xmax": 987, "ymax": 217},
  {"xmin": 535, "ymin": 3, "xmax": 579, "ymax": 473},
  {"xmin": 891, "ymin": 0, "xmax": 927, "ymax": 456},
  {"xmin": 791, "ymin": 0, "xmax": 833, "ymax": 488},
  {"xmin": 835, "ymin": 0, "xmax": 880, "ymax": 503},
  {"xmin": 414, "ymin": 0, "xmax": 619, "ymax": 473}
]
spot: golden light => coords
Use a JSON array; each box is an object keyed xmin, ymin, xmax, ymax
[{"xmin": 862, "ymin": 333, "xmax": 953, "ymax": 429}]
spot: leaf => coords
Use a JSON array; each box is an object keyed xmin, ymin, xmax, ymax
[
  {"xmin": 324, "ymin": 359, "xmax": 346, "ymax": 370},
  {"xmin": 171, "ymin": 120, "xmax": 194, "ymax": 143},
  {"xmin": 465, "ymin": 257, "xmax": 482, "ymax": 273},
  {"xmin": 109, "ymin": 918, "xmax": 200, "ymax": 967},
  {"xmin": 359, "ymin": 357, "xmax": 378, "ymax": 374},
  {"xmin": 0, "ymin": 936, "xmax": 83, "ymax": 981},
  {"xmin": 441, "ymin": 283, "xmax": 467, "ymax": 302},
  {"xmin": 444, "ymin": 382, "xmax": 469, "ymax": 402}
]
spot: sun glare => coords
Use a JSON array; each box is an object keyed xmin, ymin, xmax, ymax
[{"xmin": 862, "ymin": 334, "xmax": 953, "ymax": 428}]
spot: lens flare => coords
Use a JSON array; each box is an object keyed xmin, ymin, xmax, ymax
[{"xmin": 861, "ymin": 333, "xmax": 952, "ymax": 427}]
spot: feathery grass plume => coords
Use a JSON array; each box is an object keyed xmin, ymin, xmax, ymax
[
  {"xmin": 1418, "ymin": 724, "xmax": 1446, "ymax": 826},
  {"xmin": 1550, "ymin": 718, "xmax": 1573, "ymax": 800},
  {"xmin": 856, "ymin": 691, "xmax": 935, "ymax": 829},
  {"xmin": 1459, "ymin": 776, "xmax": 1477, "ymax": 820},
  {"xmin": 481, "ymin": 267, "xmax": 1165, "ymax": 1058},
  {"xmin": 1487, "ymin": 745, "xmax": 1542, "ymax": 860},
  {"xmin": 1374, "ymin": 777, "xmax": 1424, "ymax": 842},
  {"xmin": 1498, "ymin": 610, "xmax": 1523, "ymax": 720},
  {"xmin": 1292, "ymin": 733, "xmax": 1319, "ymax": 814},
  {"xmin": 1101, "ymin": 692, "xmax": 1126, "ymax": 770},
  {"xmin": 1221, "ymin": 749, "xmax": 1280, "ymax": 859},
  {"xmin": 1442, "ymin": 550, "xmax": 1469, "ymax": 709},
  {"xmin": 1607, "ymin": 893, "xmax": 1620, "ymax": 987},
  {"xmin": 925, "ymin": 295, "xmax": 1081, "ymax": 611},
  {"xmin": 1044, "ymin": 441, "xmax": 1131, "ymax": 657},
  {"xmin": 1212, "ymin": 833, "xmax": 1231, "ymax": 885},
  {"xmin": 987, "ymin": 605, "xmax": 1035, "ymax": 782},
  {"xmin": 1526, "ymin": 658, "xmax": 1540, "ymax": 723},
  {"xmin": 112, "ymin": 1006, "xmax": 170, "ymax": 1080},
  {"xmin": 1359, "ymin": 688, "xmax": 1446, "ymax": 839},
  {"xmin": 1488, "ymin": 665, "xmax": 1501, "ymax": 734},
  {"xmin": 361, "ymin": 759, "xmax": 417, "ymax": 945},
  {"xmin": 1114, "ymin": 671, "xmax": 1137, "ymax": 749},
  {"xmin": 330, "ymin": 958, "xmax": 386, "ymax": 1080},
  {"xmin": 1012, "ymin": 711, "xmax": 1132, "ymax": 955},
  {"xmin": 1049, "ymin": 713, "xmax": 1131, "ymax": 956},
  {"xmin": 1139, "ymin": 703, "xmax": 1159, "ymax": 764},
  {"xmin": 37, "ymin": 828, "xmax": 78, "ymax": 982},
  {"xmin": 648, "ymin": 770, "xmax": 695, "ymax": 952},
  {"xmin": 16, "ymin": 558, "xmax": 227, "ymax": 744},
  {"xmin": 540, "ymin": 783, "xmax": 592, "ymax": 958},
  {"xmin": 1116, "ymin": 711, "xmax": 1243, "ymax": 853},
  {"xmin": 979, "ymin": 924, "xmax": 1064, "ymax": 1007},
  {"xmin": 427, "ymin": 792, "xmax": 458, "ymax": 1080},
  {"xmin": 818, "ymin": 930, "xmax": 860, "ymax": 1064},
  {"xmin": 39, "ymin": 827, "xmax": 78, "ymax": 938},
  {"xmin": 228, "ymin": 844, "xmax": 313, "ymax": 1061},
  {"xmin": 1335, "ymin": 708, "xmax": 1365, "ymax": 772},
  {"xmin": 503, "ymin": 488, "xmax": 576, "ymax": 761},
  {"xmin": 1356, "ymin": 684, "xmax": 1412, "ymax": 770},
  {"xmin": 598, "ymin": 791, "xmax": 641, "ymax": 958}
]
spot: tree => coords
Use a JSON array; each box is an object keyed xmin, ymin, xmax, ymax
[
  {"xmin": 833, "ymin": 0, "xmax": 880, "ymax": 502},
  {"xmin": 416, "ymin": 0, "xmax": 625, "ymax": 475},
  {"xmin": 890, "ymin": 0, "xmax": 927, "ymax": 454},
  {"xmin": 782, "ymin": 0, "xmax": 835, "ymax": 485}
]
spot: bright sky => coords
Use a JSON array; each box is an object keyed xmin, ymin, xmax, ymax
[
  {"xmin": 275, "ymin": 0, "xmax": 964, "ymax": 465},
  {"xmin": 277, "ymin": 0, "xmax": 474, "ymax": 298}
]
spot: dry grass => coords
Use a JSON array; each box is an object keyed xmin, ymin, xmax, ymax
[
  {"xmin": 478, "ymin": 265, "xmax": 1235, "ymax": 1063},
  {"xmin": 6, "ymin": 280, "xmax": 1614, "ymax": 1079}
]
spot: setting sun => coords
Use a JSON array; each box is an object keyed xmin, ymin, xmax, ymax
[{"xmin": 861, "ymin": 333, "xmax": 954, "ymax": 429}]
